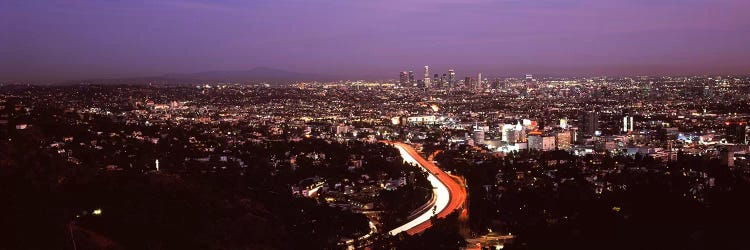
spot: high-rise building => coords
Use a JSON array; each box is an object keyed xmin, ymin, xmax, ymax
[
  {"xmin": 441, "ymin": 74, "xmax": 447, "ymax": 87},
  {"xmin": 424, "ymin": 66, "xmax": 431, "ymax": 87},
  {"xmin": 448, "ymin": 69, "xmax": 455, "ymax": 87},
  {"xmin": 476, "ymin": 72, "xmax": 482, "ymax": 90},
  {"xmin": 581, "ymin": 110, "xmax": 599, "ymax": 136},
  {"xmin": 399, "ymin": 71, "xmax": 408, "ymax": 86},
  {"xmin": 726, "ymin": 121, "xmax": 747, "ymax": 144},
  {"xmin": 433, "ymin": 74, "xmax": 439, "ymax": 87},
  {"xmin": 464, "ymin": 76, "xmax": 472, "ymax": 87},
  {"xmin": 622, "ymin": 116, "xmax": 634, "ymax": 133},
  {"xmin": 408, "ymin": 71, "xmax": 415, "ymax": 84}
]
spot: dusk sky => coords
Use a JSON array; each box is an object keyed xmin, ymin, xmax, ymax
[{"xmin": 2, "ymin": 0, "xmax": 749, "ymax": 81}]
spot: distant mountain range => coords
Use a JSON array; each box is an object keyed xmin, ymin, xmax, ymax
[
  {"xmin": 163, "ymin": 67, "xmax": 334, "ymax": 82},
  {"xmin": 53, "ymin": 67, "xmax": 335, "ymax": 85}
]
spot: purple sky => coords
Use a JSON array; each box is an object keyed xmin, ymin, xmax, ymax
[{"xmin": 2, "ymin": 0, "xmax": 749, "ymax": 81}]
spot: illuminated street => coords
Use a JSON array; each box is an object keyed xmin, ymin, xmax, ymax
[{"xmin": 388, "ymin": 142, "xmax": 467, "ymax": 236}]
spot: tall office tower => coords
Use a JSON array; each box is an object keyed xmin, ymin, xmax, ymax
[
  {"xmin": 464, "ymin": 76, "xmax": 472, "ymax": 87},
  {"xmin": 408, "ymin": 71, "xmax": 415, "ymax": 84},
  {"xmin": 399, "ymin": 71, "xmax": 409, "ymax": 86},
  {"xmin": 476, "ymin": 72, "xmax": 482, "ymax": 90},
  {"xmin": 581, "ymin": 110, "xmax": 599, "ymax": 136},
  {"xmin": 424, "ymin": 66, "xmax": 431, "ymax": 87},
  {"xmin": 525, "ymin": 74, "xmax": 533, "ymax": 80},
  {"xmin": 622, "ymin": 116, "xmax": 634, "ymax": 133},
  {"xmin": 448, "ymin": 69, "xmax": 456, "ymax": 87},
  {"xmin": 433, "ymin": 74, "xmax": 439, "ymax": 87},
  {"xmin": 441, "ymin": 74, "xmax": 447, "ymax": 87},
  {"xmin": 726, "ymin": 121, "xmax": 747, "ymax": 144}
]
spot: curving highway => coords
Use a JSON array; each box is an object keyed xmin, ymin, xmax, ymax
[{"xmin": 386, "ymin": 141, "xmax": 467, "ymax": 236}]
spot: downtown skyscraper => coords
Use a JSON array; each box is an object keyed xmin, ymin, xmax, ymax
[
  {"xmin": 448, "ymin": 69, "xmax": 455, "ymax": 88},
  {"xmin": 476, "ymin": 72, "xmax": 482, "ymax": 91},
  {"xmin": 399, "ymin": 71, "xmax": 409, "ymax": 86},
  {"xmin": 423, "ymin": 65, "xmax": 431, "ymax": 88}
]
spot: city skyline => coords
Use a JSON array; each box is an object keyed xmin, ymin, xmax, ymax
[
  {"xmin": 2, "ymin": 0, "xmax": 750, "ymax": 81},
  {"xmin": 4, "ymin": 1, "xmax": 750, "ymax": 249},
  {"xmin": 3, "ymin": 77, "xmax": 749, "ymax": 249}
]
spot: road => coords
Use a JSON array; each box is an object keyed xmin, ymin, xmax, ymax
[{"xmin": 386, "ymin": 142, "xmax": 467, "ymax": 236}]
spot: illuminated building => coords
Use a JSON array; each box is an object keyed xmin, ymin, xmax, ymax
[
  {"xmin": 423, "ymin": 66, "xmax": 430, "ymax": 87},
  {"xmin": 472, "ymin": 124, "xmax": 485, "ymax": 145},
  {"xmin": 448, "ymin": 69, "xmax": 455, "ymax": 87},
  {"xmin": 399, "ymin": 71, "xmax": 408, "ymax": 86},
  {"xmin": 560, "ymin": 118, "xmax": 568, "ymax": 129},
  {"xmin": 501, "ymin": 124, "xmax": 516, "ymax": 143},
  {"xmin": 622, "ymin": 116, "xmax": 634, "ymax": 133},
  {"xmin": 556, "ymin": 130, "xmax": 573, "ymax": 150},
  {"xmin": 477, "ymin": 72, "xmax": 482, "ymax": 91},
  {"xmin": 407, "ymin": 115, "xmax": 439, "ymax": 125},
  {"xmin": 528, "ymin": 132, "xmax": 556, "ymax": 151}
]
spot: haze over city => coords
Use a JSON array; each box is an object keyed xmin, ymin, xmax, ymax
[{"xmin": 2, "ymin": 0, "xmax": 750, "ymax": 81}]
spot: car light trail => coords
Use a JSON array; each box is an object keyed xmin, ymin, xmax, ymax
[{"xmin": 387, "ymin": 142, "xmax": 466, "ymax": 236}]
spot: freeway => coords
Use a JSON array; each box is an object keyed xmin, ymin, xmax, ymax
[{"xmin": 387, "ymin": 142, "xmax": 467, "ymax": 236}]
